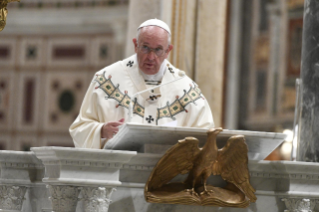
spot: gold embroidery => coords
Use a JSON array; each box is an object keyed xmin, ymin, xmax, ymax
[
  {"xmin": 156, "ymin": 83, "xmax": 203, "ymax": 124},
  {"xmin": 133, "ymin": 99, "xmax": 145, "ymax": 118},
  {"xmin": 94, "ymin": 72, "xmax": 145, "ymax": 117},
  {"xmin": 95, "ymin": 73, "xmax": 107, "ymax": 85},
  {"xmin": 95, "ymin": 73, "xmax": 203, "ymax": 123}
]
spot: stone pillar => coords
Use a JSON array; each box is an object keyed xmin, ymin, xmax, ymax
[
  {"xmin": 282, "ymin": 198, "xmax": 319, "ymax": 212},
  {"xmin": 194, "ymin": 0, "xmax": 228, "ymax": 127},
  {"xmin": 297, "ymin": 0, "xmax": 319, "ymax": 162},
  {"xmin": 81, "ymin": 187, "xmax": 116, "ymax": 212},
  {"xmin": 224, "ymin": 0, "xmax": 243, "ymax": 129},
  {"xmin": 47, "ymin": 185, "xmax": 81, "ymax": 212},
  {"xmin": 125, "ymin": 0, "xmax": 162, "ymax": 57},
  {"xmin": 0, "ymin": 185, "xmax": 27, "ymax": 212}
]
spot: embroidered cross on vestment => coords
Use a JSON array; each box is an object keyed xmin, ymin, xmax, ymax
[
  {"xmin": 146, "ymin": 115, "xmax": 154, "ymax": 123},
  {"xmin": 127, "ymin": 61, "xmax": 134, "ymax": 67}
]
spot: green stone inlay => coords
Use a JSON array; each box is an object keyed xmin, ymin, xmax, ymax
[
  {"xmin": 137, "ymin": 108, "xmax": 141, "ymax": 112},
  {"xmin": 58, "ymin": 90, "xmax": 74, "ymax": 113},
  {"xmin": 173, "ymin": 106, "xmax": 178, "ymax": 111},
  {"xmin": 100, "ymin": 78, "xmax": 103, "ymax": 81},
  {"xmin": 192, "ymin": 93, "xmax": 196, "ymax": 96},
  {"xmin": 163, "ymin": 110, "xmax": 167, "ymax": 114},
  {"xmin": 106, "ymin": 85, "xmax": 111, "ymax": 90},
  {"xmin": 115, "ymin": 93, "xmax": 120, "ymax": 97},
  {"xmin": 126, "ymin": 100, "xmax": 130, "ymax": 105},
  {"xmin": 184, "ymin": 98, "xmax": 189, "ymax": 102}
]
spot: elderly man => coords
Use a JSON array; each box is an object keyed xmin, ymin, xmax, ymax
[{"xmin": 70, "ymin": 19, "xmax": 214, "ymax": 149}]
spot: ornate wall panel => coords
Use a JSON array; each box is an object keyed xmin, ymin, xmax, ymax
[
  {"xmin": 0, "ymin": 71, "xmax": 14, "ymax": 130},
  {"xmin": 47, "ymin": 37, "xmax": 90, "ymax": 68},
  {"xmin": 43, "ymin": 71, "xmax": 88, "ymax": 132},
  {"xmin": 16, "ymin": 71, "xmax": 41, "ymax": 131},
  {"xmin": 90, "ymin": 35, "xmax": 116, "ymax": 69},
  {"xmin": 0, "ymin": 1, "xmax": 128, "ymax": 151},
  {"xmin": 19, "ymin": 37, "xmax": 45, "ymax": 68},
  {"xmin": 0, "ymin": 37, "xmax": 16, "ymax": 67}
]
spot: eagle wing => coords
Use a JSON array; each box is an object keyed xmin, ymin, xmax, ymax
[
  {"xmin": 212, "ymin": 135, "xmax": 257, "ymax": 202},
  {"xmin": 146, "ymin": 137, "xmax": 201, "ymax": 191}
]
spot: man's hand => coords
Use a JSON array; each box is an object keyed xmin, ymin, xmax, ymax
[{"xmin": 101, "ymin": 118, "xmax": 125, "ymax": 139}]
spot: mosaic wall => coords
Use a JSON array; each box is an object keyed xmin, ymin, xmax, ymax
[{"xmin": 0, "ymin": 34, "xmax": 117, "ymax": 150}]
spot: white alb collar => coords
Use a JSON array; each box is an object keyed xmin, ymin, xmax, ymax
[{"xmin": 139, "ymin": 60, "xmax": 167, "ymax": 82}]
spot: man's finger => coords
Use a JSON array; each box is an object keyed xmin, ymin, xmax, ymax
[{"xmin": 107, "ymin": 122, "xmax": 123, "ymax": 127}]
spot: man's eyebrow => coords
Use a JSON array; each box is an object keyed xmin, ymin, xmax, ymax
[{"xmin": 141, "ymin": 42, "xmax": 163, "ymax": 48}]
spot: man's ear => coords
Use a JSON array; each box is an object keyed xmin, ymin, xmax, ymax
[
  {"xmin": 133, "ymin": 38, "xmax": 138, "ymax": 53},
  {"xmin": 165, "ymin": 44, "xmax": 173, "ymax": 57},
  {"xmin": 168, "ymin": 44, "xmax": 173, "ymax": 53}
]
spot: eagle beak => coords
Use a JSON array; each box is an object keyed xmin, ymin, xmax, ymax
[{"xmin": 207, "ymin": 127, "xmax": 223, "ymax": 135}]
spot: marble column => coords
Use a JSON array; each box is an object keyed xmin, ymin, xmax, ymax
[
  {"xmin": 297, "ymin": 0, "xmax": 319, "ymax": 162},
  {"xmin": 281, "ymin": 198, "xmax": 319, "ymax": 212},
  {"xmin": 81, "ymin": 187, "xmax": 116, "ymax": 212},
  {"xmin": 194, "ymin": 0, "xmax": 227, "ymax": 127},
  {"xmin": 0, "ymin": 185, "xmax": 27, "ymax": 211},
  {"xmin": 124, "ymin": 0, "xmax": 162, "ymax": 57},
  {"xmin": 47, "ymin": 185, "xmax": 81, "ymax": 212}
]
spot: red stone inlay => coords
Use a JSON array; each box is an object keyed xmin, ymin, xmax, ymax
[
  {"xmin": 0, "ymin": 81, "xmax": 6, "ymax": 90},
  {"xmin": 0, "ymin": 111, "xmax": 4, "ymax": 121},
  {"xmin": 0, "ymin": 47, "xmax": 9, "ymax": 58},
  {"xmin": 53, "ymin": 46, "xmax": 85, "ymax": 59},
  {"xmin": 23, "ymin": 78, "xmax": 35, "ymax": 124}
]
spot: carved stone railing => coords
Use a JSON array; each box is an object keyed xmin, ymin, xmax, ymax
[
  {"xmin": 0, "ymin": 148, "xmax": 319, "ymax": 211},
  {"xmin": 0, "ymin": 150, "xmax": 47, "ymax": 211},
  {"xmin": 31, "ymin": 147, "xmax": 137, "ymax": 212}
]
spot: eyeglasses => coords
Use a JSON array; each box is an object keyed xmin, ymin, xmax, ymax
[{"xmin": 137, "ymin": 45, "xmax": 167, "ymax": 57}]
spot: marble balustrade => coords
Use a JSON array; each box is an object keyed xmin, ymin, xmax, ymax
[{"xmin": 0, "ymin": 147, "xmax": 319, "ymax": 212}]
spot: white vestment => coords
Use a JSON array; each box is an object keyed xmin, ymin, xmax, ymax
[{"xmin": 69, "ymin": 55, "xmax": 214, "ymax": 148}]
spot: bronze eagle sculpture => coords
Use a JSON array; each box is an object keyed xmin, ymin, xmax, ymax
[{"xmin": 145, "ymin": 127, "xmax": 257, "ymax": 207}]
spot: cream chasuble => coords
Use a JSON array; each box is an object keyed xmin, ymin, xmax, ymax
[{"xmin": 69, "ymin": 54, "xmax": 214, "ymax": 149}]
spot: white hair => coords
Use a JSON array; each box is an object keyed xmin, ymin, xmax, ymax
[{"xmin": 136, "ymin": 27, "xmax": 171, "ymax": 45}]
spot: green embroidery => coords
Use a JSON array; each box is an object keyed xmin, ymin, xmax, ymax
[
  {"xmin": 94, "ymin": 72, "xmax": 144, "ymax": 118},
  {"xmin": 95, "ymin": 72, "xmax": 203, "ymax": 124},
  {"xmin": 156, "ymin": 82, "xmax": 203, "ymax": 125}
]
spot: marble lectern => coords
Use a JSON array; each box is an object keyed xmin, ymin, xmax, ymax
[{"xmin": 0, "ymin": 126, "xmax": 319, "ymax": 212}]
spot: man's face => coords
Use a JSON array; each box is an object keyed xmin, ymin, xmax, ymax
[{"xmin": 133, "ymin": 26, "xmax": 173, "ymax": 75}]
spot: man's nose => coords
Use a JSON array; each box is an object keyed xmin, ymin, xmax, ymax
[{"xmin": 147, "ymin": 50, "xmax": 156, "ymax": 60}]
